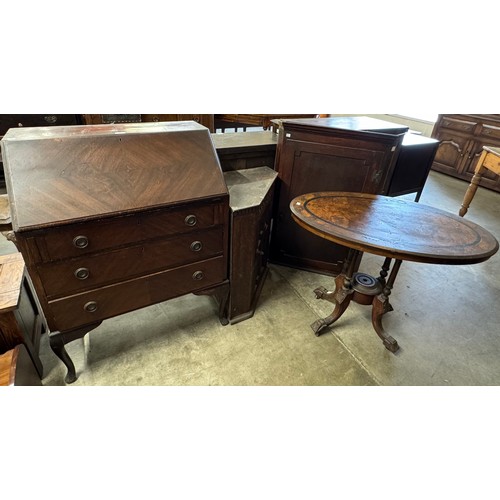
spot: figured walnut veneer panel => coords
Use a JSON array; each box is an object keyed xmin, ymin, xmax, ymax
[{"xmin": 2, "ymin": 122, "xmax": 226, "ymax": 230}]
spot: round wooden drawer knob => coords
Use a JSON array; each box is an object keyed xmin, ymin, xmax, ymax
[
  {"xmin": 192, "ymin": 271, "xmax": 204, "ymax": 281},
  {"xmin": 185, "ymin": 215, "xmax": 197, "ymax": 226},
  {"xmin": 73, "ymin": 235, "xmax": 89, "ymax": 249},
  {"xmin": 84, "ymin": 301, "xmax": 98, "ymax": 312},
  {"xmin": 190, "ymin": 241, "xmax": 203, "ymax": 252},
  {"xmin": 74, "ymin": 267, "xmax": 90, "ymax": 280}
]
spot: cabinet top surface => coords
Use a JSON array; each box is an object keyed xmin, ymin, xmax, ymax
[
  {"xmin": 224, "ymin": 166, "xmax": 277, "ymax": 211},
  {"xmin": 290, "ymin": 192, "xmax": 499, "ymax": 265},
  {"xmin": 1, "ymin": 121, "xmax": 228, "ymax": 230},
  {"xmin": 280, "ymin": 116, "xmax": 409, "ymax": 134},
  {"xmin": 484, "ymin": 145, "xmax": 500, "ymax": 156}
]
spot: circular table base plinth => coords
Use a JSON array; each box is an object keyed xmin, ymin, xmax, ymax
[{"xmin": 352, "ymin": 272, "xmax": 383, "ymax": 305}]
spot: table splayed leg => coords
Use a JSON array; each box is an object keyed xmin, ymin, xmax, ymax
[{"xmin": 371, "ymin": 259, "xmax": 402, "ymax": 353}]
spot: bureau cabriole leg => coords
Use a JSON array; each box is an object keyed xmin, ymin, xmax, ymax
[
  {"xmin": 194, "ymin": 281, "xmax": 230, "ymax": 326},
  {"xmin": 49, "ymin": 322, "xmax": 102, "ymax": 384}
]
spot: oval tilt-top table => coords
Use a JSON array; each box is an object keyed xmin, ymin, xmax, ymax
[{"xmin": 290, "ymin": 192, "xmax": 499, "ymax": 353}]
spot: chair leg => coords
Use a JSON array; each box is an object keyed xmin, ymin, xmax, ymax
[{"xmin": 459, "ymin": 150, "xmax": 487, "ymax": 217}]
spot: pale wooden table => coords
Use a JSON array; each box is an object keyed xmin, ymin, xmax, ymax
[{"xmin": 459, "ymin": 145, "xmax": 500, "ymax": 216}]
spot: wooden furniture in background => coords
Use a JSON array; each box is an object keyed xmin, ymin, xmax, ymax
[
  {"xmin": 0, "ymin": 252, "xmax": 45, "ymax": 379},
  {"xmin": 431, "ymin": 114, "xmax": 500, "ymax": 192},
  {"xmin": 270, "ymin": 117, "xmax": 407, "ymax": 275},
  {"xmin": 224, "ymin": 167, "xmax": 277, "ymax": 323},
  {"xmin": 0, "ymin": 114, "xmax": 83, "ymax": 188},
  {"xmin": 2, "ymin": 121, "xmax": 230, "ymax": 384},
  {"xmin": 459, "ymin": 146, "xmax": 500, "ymax": 216},
  {"xmin": 214, "ymin": 114, "xmax": 318, "ymax": 132},
  {"xmin": 212, "ymin": 130, "xmax": 278, "ymax": 171},
  {"xmin": 290, "ymin": 192, "xmax": 499, "ymax": 353},
  {"xmin": 82, "ymin": 114, "xmax": 215, "ymax": 132},
  {"xmin": 0, "ymin": 344, "xmax": 43, "ymax": 386},
  {"xmin": 0, "ymin": 114, "xmax": 82, "ymax": 135}
]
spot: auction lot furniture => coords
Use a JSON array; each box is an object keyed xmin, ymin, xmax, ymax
[
  {"xmin": 0, "ymin": 252, "xmax": 45, "ymax": 378},
  {"xmin": 459, "ymin": 146, "xmax": 500, "ymax": 216},
  {"xmin": 2, "ymin": 121, "xmax": 230, "ymax": 383},
  {"xmin": 290, "ymin": 192, "xmax": 499, "ymax": 353}
]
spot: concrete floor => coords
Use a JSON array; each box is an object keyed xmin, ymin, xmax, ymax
[{"xmin": 1, "ymin": 170, "xmax": 499, "ymax": 386}]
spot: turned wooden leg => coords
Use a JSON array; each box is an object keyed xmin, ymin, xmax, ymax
[
  {"xmin": 377, "ymin": 257, "xmax": 392, "ymax": 287},
  {"xmin": 49, "ymin": 322, "xmax": 102, "ymax": 384},
  {"xmin": 371, "ymin": 259, "xmax": 402, "ymax": 353},
  {"xmin": 459, "ymin": 150, "xmax": 487, "ymax": 217}
]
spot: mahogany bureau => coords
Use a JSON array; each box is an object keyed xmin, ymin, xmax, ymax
[{"xmin": 1, "ymin": 121, "xmax": 230, "ymax": 383}]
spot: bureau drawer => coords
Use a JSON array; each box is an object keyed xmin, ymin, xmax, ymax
[
  {"xmin": 440, "ymin": 117, "xmax": 477, "ymax": 134},
  {"xmin": 37, "ymin": 227, "xmax": 224, "ymax": 298},
  {"xmin": 479, "ymin": 124, "xmax": 500, "ymax": 142},
  {"xmin": 47, "ymin": 256, "xmax": 227, "ymax": 331},
  {"xmin": 35, "ymin": 202, "xmax": 224, "ymax": 262}
]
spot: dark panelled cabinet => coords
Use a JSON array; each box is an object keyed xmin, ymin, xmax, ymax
[{"xmin": 270, "ymin": 118, "xmax": 405, "ymax": 275}]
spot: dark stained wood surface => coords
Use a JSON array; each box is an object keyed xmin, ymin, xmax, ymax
[
  {"xmin": 290, "ymin": 192, "xmax": 499, "ymax": 265},
  {"xmin": 279, "ymin": 116, "xmax": 409, "ymax": 135},
  {"xmin": 2, "ymin": 121, "xmax": 227, "ymax": 231}
]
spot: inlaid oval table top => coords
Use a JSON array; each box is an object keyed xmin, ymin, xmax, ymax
[{"xmin": 290, "ymin": 192, "xmax": 499, "ymax": 265}]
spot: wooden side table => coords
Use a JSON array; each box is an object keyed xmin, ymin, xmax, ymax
[
  {"xmin": 459, "ymin": 146, "xmax": 500, "ymax": 216},
  {"xmin": 290, "ymin": 192, "xmax": 499, "ymax": 353},
  {"xmin": 0, "ymin": 253, "xmax": 46, "ymax": 379}
]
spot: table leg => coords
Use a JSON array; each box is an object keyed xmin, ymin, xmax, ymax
[
  {"xmin": 372, "ymin": 259, "xmax": 402, "ymax": 353},
  {"xmin": 311, "ymin": 249, "xmax": 359, "ymax": 336}
]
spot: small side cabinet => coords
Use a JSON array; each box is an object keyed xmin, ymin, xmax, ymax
[
  {"xmin": 224, "ymin": 167, "xmax": 278, "ymax": 323},
  {"xmin": 0, "ymin": 253, "xmax": 46, "ymax": 379}
]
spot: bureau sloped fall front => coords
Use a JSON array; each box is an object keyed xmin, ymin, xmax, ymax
[{"xmin": 1, "ymin": 121, "xmax": 231, "ymax": 383}]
